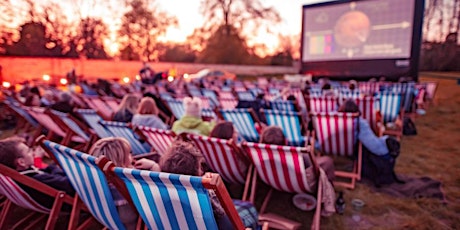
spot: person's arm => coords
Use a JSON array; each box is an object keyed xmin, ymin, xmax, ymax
[
  {"xmin": 357, "ymin": 118, "xmax": 389, "ymax": 156},
  {"xmin": 33, "ymin": 170, "xmax": 75, "ymax": 195}
]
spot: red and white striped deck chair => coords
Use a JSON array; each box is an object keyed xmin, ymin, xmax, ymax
[
  {"xmin": 310, "ymin": 112, "xmax": 362, "ymax": 189},
  {"xmin": 136, "ymin": 126, "xmax": 176, "ymax": 155},
  {"xmin": 241, "ymin": 142, "xmax": 321, "ymax": 230},
  {"xmin": 358, "ymin": 82, "xmax": 380, "ymax": 96},
  {"xmin": 355, "ymin": 96, "xmax": 381, "ymax": 135},
  {"xmin": 81, "ymin": 95, "xmax": 114, "ymax": 120},
  {"xmin": 101, "ymin": 96, "xmax": 120, "ymax": 112},
  {"xmin": 424, "ymin": 82, "xmax": 438, "ymax": 106},
  {"xmin": 198, "ymin": 96, "xmax": 212, "ymax": 109},
  {"xmin": 219, "ymin": 98, "xmax": 238, "ymax": 110},
  {"xmin": 188, "ymin": 134, "xmax": 251, "ymax": 200},
  {"xmin": 307, "ymin": 96, "xmax": 338, "ymax": 114},
  {"xmin": 0, "ymin": 164, "xmax": 74, "ymax": 229},
  {"xmin": 219, "ymin": 91, "xmax": 236, "ymax": 100}
]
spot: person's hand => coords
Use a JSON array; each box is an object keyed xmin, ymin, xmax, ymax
[{"xmin": 134, "ymin": 158, "xmax": 160, "ymax": 171}]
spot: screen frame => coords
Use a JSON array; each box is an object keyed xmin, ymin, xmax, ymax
[{"xmin": 299, "ymin": 0, "xmax": 425, "ymax": 82}]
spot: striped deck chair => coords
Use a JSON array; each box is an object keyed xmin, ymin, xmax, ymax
[
  {"xmin": 24, "ymin": 107, "xmax": 86, "ymax": 146},
  {"xmin": 188, "ymin": 135, "xmax": 251, "ymax": 199},
  {"xmin": 338, "ymin": 89, "xmax": 361, "ymax": 104},
  {"xmin": 308, "ymin": 88, "xmax": 323, "ymax": 98},
  {"xmin": 219, "ymin": 91, "xmax": 236, "ymax": 100},
  {"xmin": 38, "ymin": 138, "xmax": 130, "ymax": 230},
  {"xmin": 269, "ymin": 100, "xmax": 297, "ymax": 112},
  {"xmin": 198, "ymin": 96, "xmax": 212, "ymax": 109},
  {"xmin": 237, "ymin": 91, "xmax": 256, "ymax": 101},
  {"xmin": 286, "ymin": 88, "xmax": 307, "ymax": 113},
  {"xmin": 220, "ymin": 108, "xmax": 261, "ymax": 142},
  {"xmin": 355, "ymin": 97, "xmax": 381, "ymax": 135},
  {"xmin": 99, "ymin": 120, "xmax": 150, "ymax": 157},
  {"xmin": 241, "ymin": 142, "xmax": 320, "ymax": 230},
  {"xmin": 101, "ymin": 96, "xmax": 120, "ymax": 111},
  {"xmin": 202, "ymin": 89, "xmax": 219, "ymax": 107},
  {"xmin": 165, "ymin": 99, "xmax": 185, "ymax": 120},
  {"xmin": 3, "ymin": 100, "xmax": 39, "ymax": 132},
  {"xmin": 0, "ymin": 164, "xmax": 74, "ymax": 230},
  {"xmin": 136, "ymin": 126, "xmax": 176, "ymax": 155},
  {"xmin": 188, "ymin": 88, "xmax": 202, "ymax": 97},
  {"xmin": 358, "ymin": 82, "xmax": 380, "ymax": 96},
  {"xmin": 310, "ymin": 112, "xmax": 362, "ymax": 189},
  {"xmin": 425, "ymin": 82, "xmax": 438, "ymax": 105},
  {"xmin": 50, "ymin": 110, "xmax": 95, "ymax": 151},
  {"xmin": 81, "ymin": 95, "xmax": 114, "ymax": 120},
  {"xmin": 75, "ymin": 109, "xmax": 113, "ymax": 138},
  {"xmin": 219, "ymin": 98, "xmax": 238, "ymax": 110},
  {"xmin": 107, "ymin": 165, "xmax": 246, "ymax": 230},
  {"xmin": 378, "ymin": 92, "xmax": 403, "ymax": 138},
  {"xmin": 69, "ymin": 93, "xmax": 89, "ymax": 108},
  {"xmin": 307, "ymin": 96, "xmax": 338, "ymax": 113},
  {"xmin": 391, "ymin": 83, "xmax": 415, "ymax": 113},
  {"xmin": 263, "ymin": 109, "xmax": 307, "ymax": 147}
]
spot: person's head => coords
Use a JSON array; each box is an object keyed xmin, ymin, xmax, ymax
[
  {"xmin": 287, "ymin": 95, "xmax": 296, "ymax": 101},
  {"xmin": 43, "ymin": 90, "xmax": 54, "ymax": 101},
  {"xmin": 338, "ymin": 99, "xmax": 360, "ymax": 114},
  {"xmin": 160, "ymin": 141, "xmax": 205, "ymax": 176},
  {"xmin": 349, "ymin": 80, "xmax": 357, "ymax": 90},
  {"xmin": 210, "ymin": 121, "xmax": 236, "ymax": 140},
  {"xmin": 137, "ymin": 97, "xmax": 159, "ymax": 115},
  {"xmin": 89, "ymin": 137, "xmax": 132, "ymax": 167},
  {"xmin": 183, "ymin": 97, "xmax": 202, "ymax": 118},
  {"xmin": 260, "ymin": 126, "xmax": 286, "ymax": 146},
  {"xmin": 59, "ymin": 92, "xmax": 72, "ymax": 103},
  {"xmin": 0, "ymin": 137, "xmax": 34, "ymax": 170},
  {"xmin": 118, "ymin": 94, "xmax": 139, "ymax": 114},
  {"xmin": 322, "ymin": 83, "xmax": 332, "ymax": 91}
]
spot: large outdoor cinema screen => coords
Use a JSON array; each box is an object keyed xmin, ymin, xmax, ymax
[{"xmin": 300, "ymin": 0, "xmax": 424, "ymax": 80}]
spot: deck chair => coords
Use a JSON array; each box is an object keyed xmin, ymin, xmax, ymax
[
  {"xmin": 307, "ymin": 96, "xmax": 338, "ymax": 114},
  {"xmin": 3, "ymin": 100, "xmax": 39, "ymax": 133},
  {"xmin": 237, "ymin": 91, "xmax": 256, "ymax": 101},
  {"xmin": 218, "ymin": 91, "xmax": 236, "ymax": 100},
  {"xmin": 38, "ymin": 138, "xmax": 131, "ymax": 230},
  {"xmin": 241, "ymin": 142, "xmax": 320, "ymax": 230},
  {"xmin": 202, "ymin": 89, "xmax": 219, "ymax": 107},
  {"xmin": 219, "ymin": 98, "xmax": 238, "ymax": 110},
  {"xmin": 105, "ymin": 164, "xmax": 247, "ymax": 230},
  {"xmin": 378, "ymin": 92, "xmax": 403, "ymax": 138},
  {"xmin": 80, "ymin": 95, "xmax": 114, "ymax": 120},
  {"xmin": 262, "ymin": 109, "xmax": 307, "ymax": 147},
  {"xmin": 269, "ymin": 100, "xmax": 298, "ymax": 112},
  {"xmin": 0, "ymin": 164, "xmax": 74, "ymax": 230},
  {"xmin": 24, "ymin": 107, "xmax": 87, "ymax": 147},
  {"xmin": 165, "ymin": 99, "xmax": 185, "ymax": 120},
  {"xmin": 50, "ymin": 110, "xmax": 96, "ymax": 151},
  {"xmin": 220, "ymin": 108, "xmax": 261, "ymax": 142},
  {"xmin": 338, "ymin": 89, "xmax": 361, "ymax": 104},
  {"xmin": 101, "ymin": 96, "xmax": 120, "ymax": 111},
  {"xmin": 358, "ymin": 82, "xmax": 380, "ymax": 96},
  {"xmin": 310, "ymin": 112, "xmax": 362, "ymax": 189},
  {"xmin": 188, "ymin": 134, "xmax": 251, "ymax": 199},
  {"xmin": 99, "ymin": 120, "xmax": 150, "ymax": 157},
  {"xmin": 75, "ymin": 109, "xmax": 113, "ymax": 138},
  {"xmin": 135, "ymin": 126, "xmax": 176, "ymax": 155},
  {"xmin": 355, "ymin": 96, "xmax": 381, "ymax": 135}
]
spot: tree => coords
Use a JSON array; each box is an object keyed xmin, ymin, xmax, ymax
[
  {"xmin": 118, "ymin": 0, "xmax": 178, "ymax": 61},
  {"xmin": 158, "ymin": 44, "xmax": 196, "ymax": 63},
  {"xmin": 6, "ymin": 22, "xmax": 49, "ymax": 56},
  {"xmin": 77, "ymin": 18, "xmax": 109, "ymax": 59}
]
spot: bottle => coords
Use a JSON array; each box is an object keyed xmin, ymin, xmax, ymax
[{"xmin": 335, "ymin": 191, "xmax": 345, "ymax": 215}]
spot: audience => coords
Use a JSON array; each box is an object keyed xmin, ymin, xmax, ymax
[
  {"xmin": 209, "ymin": 121, "xmax": 248, "ymax": 170},
  {"xmin": 131, "ymin": 97, "xmax": 167, "ymax": 129},
  {"xmin": 50, "ymin": 92, "xmax": 73, "ymax": 113},
  {"xmin": 113, "ymin": 94, "xmax": 139, "ymax": 122},
  {"xmin": 172, "ymin": 97, "xmax": 215, "ymax": 135}
]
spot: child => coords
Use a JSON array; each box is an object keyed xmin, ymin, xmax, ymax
[
  {"xmin": 172, "ymin": 97, "xmax": 215, "ymax": 135},
  {"xmin": 0, "ymin": 137, "xmax": 75, "ymax": 208},
  {"xmin": 89, "ymin": 137, "xmax": 160, "ymax": 230}
]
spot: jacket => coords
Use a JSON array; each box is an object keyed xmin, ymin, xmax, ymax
[{"xmin": 172, "ymin": 115, "xmax": 215, "ymax": 136}]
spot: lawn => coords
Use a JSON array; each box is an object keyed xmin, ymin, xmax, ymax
[{"xmin": 1, "ymin": 74, "xmax": 459, "ymax": 229}]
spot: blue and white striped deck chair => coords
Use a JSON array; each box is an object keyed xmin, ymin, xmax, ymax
[
  {"xmin": 3, "ymin": 100, "xmax": 39, "ymax": 129},
  {"xmin": 220, "ymin": 109, "xmax": 260, "ymax": 142},
  {"xmin": 50, "ymin": 110, "xmax": 94, "ymax": 150},
  {"xmin": 188, "ymin": 88, "xmax": 202, "ymax": 97},
  {"xmin": 99, "ymin": 120, "xmax": 150, "ymax": 157},
  {"xmin": 110, "ymin": 168, "xmax": 246, "ymax": 230},
  {"xmin": 165, "ymin": 99, "xmax": 185, "ymax": 120},
  {"xmin": 39, "ymin": 139, "xmax": 128, "ymax": 230},
  {"xmin": 159, "ymin": 92, "xmax": 174, "ymax": 101},
  {"xmin": 391, "ymin": 83, "xmax": 415, "ymax": 112},
  {"xmin": 269, "ymin": 100, "xmax": 296, "ymax": 112},
  {"xmin": 202, "ymin": 89, "xmax": 219, "ymax": 108},
  {"xmin": 378, "ymin": 92, "xmax": 402, "ymax": 124},
  {"xmin": 76, "ymin": 109, "xmax": 113, "ymax": 138},
  {"xmin": 263, "ymin": 109, "xmax": 306, "ymax": 146},
  {"xmin": 237, "ymin": 91, "xmax": 256, "ymax": 101}
]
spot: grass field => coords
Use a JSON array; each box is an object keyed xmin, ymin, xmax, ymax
[{"xmin": 1, "ymin": 74, "xmax": 459, "ymax": 229}]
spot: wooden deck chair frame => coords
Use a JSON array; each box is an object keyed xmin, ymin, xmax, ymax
[
  {"xmin": 187, "ymin": 134, "xmax": 252, "ymax": 201},
  {"xmin": 310, "ymin": 112, "xmax": 363, "ymax": 189},
  {"xmin": 100, "ymin": 158, "xmax": 248, "ymax": 230},
  {"xmin": 0, "ymin": 163, "xmax": 75, "ymax": 230},
  {"xmin": 241, "ymin": 142, "xmax": 321, "ymax": 230},
  {"xmin": 37, "ymin": 137, "xmax": 136, "ymax": 230},
  {"xmin": 134, "ymin": 126, "xmax": 176, "ymax": 156},
  {"xmin": 218, "ymin": 108, "xmax": 262, "ymax": 143}
]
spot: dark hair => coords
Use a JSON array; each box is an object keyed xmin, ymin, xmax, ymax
[
  {"xmin": 322, "ymin": 83, "xmax": 332, "ymax": 90},
  {"xmin": 0, "ymin": 138, "xmax": 23, "ymax": 169},
  {"xmin": 260, "ymin": 126, "xmax": 286, "ymax": 146},
  {"xmin": 160, "ymin": 141, "xmax": 204, "ymax": 176},
  {"xmin": 287, "ymin": 95, "xmax": 296, "ymax": 101},
  {"xmin": 209, "ymin": 121, "xmax": 234, "ymax": 140},
  {"xmin": 338, "ymin": 99, "xmax": 360, "ymax": 114}
]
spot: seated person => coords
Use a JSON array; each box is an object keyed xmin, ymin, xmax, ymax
[
  {"xmin": 113, "ymin": 94, "xmax": 139, "ymax": 123},
  {"xmin": 131, "ymin": 97, "xmax": 168, "ymax": 130},
  {"xmin": 50, "ymin": 92, "xmax": 74, "ymax": 114},
  {"xmin": 0, "ymin": 137, "xmax": 75, "ymax": 209},
  {"xmin": 89, "ymin": 137, "xmax": 160, "ymax": 230},
  {"xmin": 160, "ymin": 141, "xmax": 258, "ymax": 230},
  {"xmin": 172, "ymin": 97, "xmax": 215, "ymax": 136},
  {"xmin": 209, "ymin": 121, "xmax": 248, "ymax": 171}
]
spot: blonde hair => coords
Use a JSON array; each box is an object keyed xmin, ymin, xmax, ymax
[
  {"xmin": 117, "ymin": 94, "xmax": 139, "ymax": 115},
  {"xmin": 89, "ymin": 137, "xmax": 132, "ymax": 167},
  {"xmin": 137, "ymin": 97, "xmax": 159, "ymax": 115}
]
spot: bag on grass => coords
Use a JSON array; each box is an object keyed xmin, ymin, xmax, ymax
[{"xmin": 403, "ymin": 117, "xmax": 417, "ymax": 136}]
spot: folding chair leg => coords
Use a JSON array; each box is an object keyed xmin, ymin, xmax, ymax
[
  {"xmin": 12, "ymin": 212, "xmax": 43, "ymax": 229},
  {"xmin": 312, "ymin": 177, "xmax": 323, "ymax": 230},
  {"xmin": 22, "ymin": 214, "xmax": 46, "ymax": 230},
  {"xmin": 44, "ymin": 191, "xmax": 66, "ymax": 230},
  {"xmin": 68, "ymin": 195, "xmax": 83, "ymax": 230},
  {"xmin": 0, "ymin": 199, "xmax": 12, "ymax": 228},
  {"xmin": 260, "ymin": 188, "xmax": 273, "ymax": 214},
  {"xmin": 249, "ymin": 168, "xmax": 258, "ymax": 204},
  {"xmin": 242, "ymin": 165, "xmax": 253, "ymax": 201}
]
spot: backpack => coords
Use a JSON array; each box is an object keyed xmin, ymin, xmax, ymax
[
  {"xmin": 403, "ymin": 117, "xmax": 417, "ymax": 136},
  {"xmin": 362, "ymin": 137, "xmax": 404, "ymax": 187}
]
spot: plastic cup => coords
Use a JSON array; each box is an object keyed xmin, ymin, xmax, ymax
[{"xmin": 352, "ymin": 199, "xmax": 365, "ymax": 212}]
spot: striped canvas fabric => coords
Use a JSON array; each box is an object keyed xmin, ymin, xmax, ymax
[
  {"xmin": 241, "ymin": 142, "xmax": 315, "ymax": 194},
  {"xmin": 391, "ymin": 83, "xmax": 415, "ymax": 112},
  {"xmin": 358, "ymin": 82, "xmax": 380, "ymax": 95},
  {"xmin": 309, "ymin": 96, "xmax": 338, "ymax": 113},
  {"xmin": 263, "ymin": 110, "xmax": 305, "ymax": 147},
  {"xmin": 425, "ymin": 82, "xmax": 438, "ymax": 100},
  {"xmin": 220, "ymin": 109, "xmax": 260, "ymax": 142},
  {"xmin": 138, "ymin": 126, "xmax": 175, "ymax": 155},
  {"xmin": 165, "ymin": 99, "xmax": 185, "ymax": 119},
  {"xmin": 113, "ymin": 168, "xmax": 218, "ymax": 230},
  {"xmin": 202, "ymin": 89, "xmax": 219, "ymax": 108},
  {"xmin": 42, "ymin": 140, "xmax": 126, "ymax": 230},
  {"xmin": 188, "ymin": 88, "xmax": 202, "ymax": 97},
  {"xmin": 99, "ymin": 120, "xmax": 149, "ymax": 156},
  {"xmin": 310, "ymin": 112, "xmax": 358, "ymax": 157},
  {"xmin": 308, "ymin": 88, "xmax": 323, "ymax": 98},
  {"xmin": 50, "ymin": 110, "xmax": 90, "ymax": 141},
  {"xmin": 219, "ymin": 98, "xmax": 238, "ymax": 110},
  {"xmin": 286, "ymin": 88, "xmax": 307, "ymax": 112},
  {"xmin": 76, "ymin": 109, "xmax": 113, "ymax": 138},
  {"xmin": 338, "ymin": 89, "xmax": 361, "ymax": 103},
  {"xmin": 85, "ymin": 96, "xmax": 114, "ymax": 120},
  {"xmin": 218, "ymin": 91, "xmax": 236, "ymax": 100},
  {"xmin": 269, "ymin": 100, "xmax": 296, "ymax": 112},
  {"xmin": 0, "ymin": 174, "xmax": 50, "ymax": 213},
  {"xmin": 102, "ymin": 96, "xmax": 120, "ymax": 111},
  {"xmin": 378, "ymin": 92, "xmax": 402, "ymax": 124},
  {"xmin": 237, "ymin": 91, "xmax": 255, "ymax": 101},
  {"xmin": 3, "ymin": 100, "xmax": 39, "ymax": 127},
  {"xmin": 355, "ymin": 97, "xmax": 380, "ymax": 133},
  {"xmin": 189, "ymin": 135, "xmax": 248, "ymax": 184}
]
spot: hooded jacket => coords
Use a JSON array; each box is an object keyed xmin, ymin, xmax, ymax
[{"xmin": 171, "ymin": 115, "xmax": 215, "ymax": 136}]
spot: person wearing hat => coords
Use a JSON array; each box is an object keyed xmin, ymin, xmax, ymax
[{"xmin": 172, "ymin": 97, "xmax": 215, "ymax": 136}]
